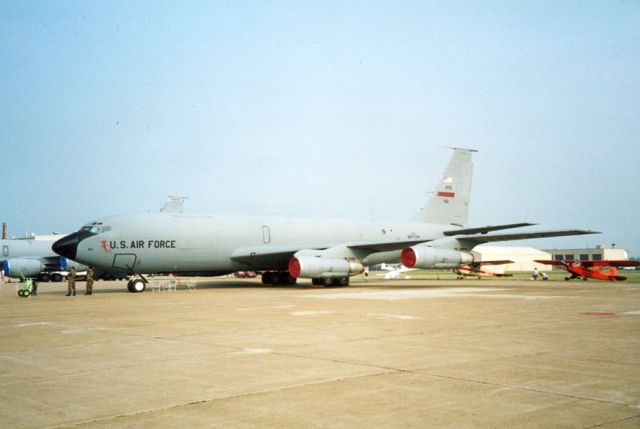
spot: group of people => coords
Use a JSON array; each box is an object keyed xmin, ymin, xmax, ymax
[
  {"xmin": 531, "ymin": 267, "xmax": 548, "ymax": 281},
  {"xmin": 65, "ymin": 266, "xmax": 94, "ymax": 296}
]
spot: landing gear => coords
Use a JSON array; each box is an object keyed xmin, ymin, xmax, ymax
[
  {"xmin": 261, "ymin": 271, "xmax": 297, "ymax": 286},
  {"xmin": 312, "ymin": 277, "xmax": 350, "ymax": 287},
  {"xmin": 127, "ymin": 278, "xmax": 146, "ymax": 293}
]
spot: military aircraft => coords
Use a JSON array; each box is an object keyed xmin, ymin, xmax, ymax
[
  {"xmin": 1, "ymin": 235, "xmax": 85, "ymax": 281},
  {"xmin": 53, "ymin": 148, "xmax": 599, "ymax": 292},
  {"xmin": 534, "ymin": 259, "xmax": 640, "ymax": 281}
]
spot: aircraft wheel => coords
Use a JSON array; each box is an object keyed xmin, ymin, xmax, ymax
[
  {"xmin": 276, "ymin": 272, "xmax": 296, "ymax": 285},
  {"xmin": 261, "ymin": 272, "xmax": 273, "ymax": 285},
  {"xmin": 127, "ymin": 279, "xmax": 146, "ymax": 293},
  {"xmin": 311, "ymin": 278, "xmax": 322, "ymax": 286},
  {"xmin": 564, "ymin": 277, "xmax": 569, "ymax": 281},
  {"xmin": 322, "ymin": 277, "xmax": 334, "ymax": 287},
  {"xmin": 337, "ymin": 276, "xmax": 349, "ymax": 287},
  {"xmin": 51, "ymin": 273, "xmax": 64, "ymax": 282},
  {"xmin": 582, "ymin": 278, "xmax": 588, "ymax": 281}
]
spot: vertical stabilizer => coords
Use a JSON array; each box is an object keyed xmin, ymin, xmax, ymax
[
  {"xmin": 412, "ymin": 147, "xmax": 476, "ymax": 226},
  {"xmin": 160, "ymin": 196, "xmax": 188, "ymax": 213}
]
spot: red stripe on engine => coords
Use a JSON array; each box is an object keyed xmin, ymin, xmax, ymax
[
  {"xmin": 401, "ymin": 248, "xmax": 417, "ymax": 268},
  {"xmin": 437, "ymin": 192, "xmax": 455, "ymax": 198},
  {"xmin": 288, "ymin": 257, "xmax": 301, "ymax": 278}
]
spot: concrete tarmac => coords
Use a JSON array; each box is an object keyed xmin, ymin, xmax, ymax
[{"xmin": 1, "ymin": 277, "xmax": 639, "ymax": 428}]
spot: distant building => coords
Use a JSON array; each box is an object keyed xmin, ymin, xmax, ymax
[
  {"xmin": 474, "ymin": 246, "xmax": 551, "ymax": 272},
  {"xmin": 543, "ymin": 245, "xmax": 628, "ymax": 262}
]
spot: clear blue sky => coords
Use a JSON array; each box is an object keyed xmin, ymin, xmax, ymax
[{"xmin": 1, "ymin": 1, "xmax": 639, "ymax": 256}]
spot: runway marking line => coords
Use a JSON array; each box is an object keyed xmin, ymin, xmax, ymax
[{"xmin": 579, "ymin": 312, "xmax": 616, "ymax": 316}]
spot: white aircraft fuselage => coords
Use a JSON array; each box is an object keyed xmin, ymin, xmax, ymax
[{"xmin": 52, "ymin": 148, "xmax": 597, "ymax": 292}]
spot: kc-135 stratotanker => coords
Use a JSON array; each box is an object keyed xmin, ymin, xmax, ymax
[{"xmin": 53, "ymin": 148, "xmax": 598, "ymax": 292}]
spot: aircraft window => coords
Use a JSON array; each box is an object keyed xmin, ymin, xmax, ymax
[
  {"xmin": 80, "ymin": 225, "xmax": 101, "ymax": 234},
  {"xmin": 3, "ymin": 245, "xmax": 8, "ymax": 257},
  {"xmin": 101, "ymin": 226, "xmax": 111, "ymax": 233}
]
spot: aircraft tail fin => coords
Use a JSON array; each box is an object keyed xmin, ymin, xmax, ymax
[
  {"xmin": 412, "ymin": 147, "xmax": 476, "ymax": 225},
  {"xmin": 160, "ymin": 196, "xmax": 188, "ymax": 214}
]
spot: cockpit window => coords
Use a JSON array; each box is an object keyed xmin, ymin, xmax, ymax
[{"xmin": 79, "ymin": 222, "xmax": 111, "ymax": 235}]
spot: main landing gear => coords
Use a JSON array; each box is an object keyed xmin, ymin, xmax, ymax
[
  {"xmin": 311, "ymin": 276, "xmax": 350, "ymax": 287},
  {"xmin": 260, "ymin": 272, "xmax": 350, "ymax": 287},
  {"xmin": 127, "ymin": 277, "xmax": 147, "ymax": 293},
  {"xmin": 261, "ymin": 271, "xmax": 297, "ymax": 286}
]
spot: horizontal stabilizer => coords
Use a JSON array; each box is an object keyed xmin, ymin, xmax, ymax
[{"xmin": 443, "ymin": 223, "xmax": 537, "ymax": 236}]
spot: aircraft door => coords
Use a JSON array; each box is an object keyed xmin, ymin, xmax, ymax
[{"xmin": 112, "ymin": 253, "xmax": 137, "ymax": 272}]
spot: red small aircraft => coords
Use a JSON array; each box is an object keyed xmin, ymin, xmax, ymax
[{"xmin": 534, "ymin": 259, "xmax": 640, "ymax": 281}]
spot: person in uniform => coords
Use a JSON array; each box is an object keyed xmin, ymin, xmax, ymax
[
  {"xmin": 84, "ymin": 267, "xmax": 94, "ymax": 295},
  {"xmin": 66, "ymin": 266, "xmax": 76, "ymax": 296}
]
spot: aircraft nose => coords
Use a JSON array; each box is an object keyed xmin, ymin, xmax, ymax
[{"xmin": 52, "ymin": 233, "xmax": 79, "ymax": 260}]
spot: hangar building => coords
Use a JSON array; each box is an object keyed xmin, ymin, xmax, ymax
[
  {"xmin": 474, "ymin": 246, "xmax": 551, "ymax": 272},
  {"xmin": 542, "ymin": 245, "xmax": 628, "ymax": 262}
]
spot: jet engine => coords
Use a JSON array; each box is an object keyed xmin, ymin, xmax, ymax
[
  {"xmin": 288, "ymin": 256, "xmax": 364, "ymax": 278},
  {"xmin": 2, "ymin": 259, "xmax": 45, "ymax": 278},
  {"xmin": 401, "ymin": 246, "xmax": 474, "ymax": 269}
]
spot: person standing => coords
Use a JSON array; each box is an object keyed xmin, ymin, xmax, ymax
[
  {"xmin": 84, "ymin": 267, "xmax": 94, "ymax": 295},
  {"xmin": 66, "ymin": 266, "xmax": 76, "ymax": 296}
]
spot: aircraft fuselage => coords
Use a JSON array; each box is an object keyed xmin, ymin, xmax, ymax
[{"xmin": 56, "ymin": 213, "xmax": 449, "ymax": 276}]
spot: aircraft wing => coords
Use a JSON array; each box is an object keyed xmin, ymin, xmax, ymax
[
  {"xmin": 230, "ymin": 237, "xmax": 432, "ymax": 268},
  {"xmin": 534, "ymin": 260, "xmax": 567, "ymax": 266},
  {"xmin": 230, "ymin": 246, "xmax": 318, "ymax": 268},
  {"xmin": 580, "ymin": 260, "xmax": 640, "ymax": 268},
  {"xmin": 458, "ymin": 230, "xmax": 599, "ymax": 248},
  {"xmin": 346, "ymin": 238, "xmax": 435, "ymax": 253},
  {"xmin": 473, "ymin": 260, "xmax": 514, "ymax": 266},
  {"xmin": 443, "ymin": 223, "xmax": 537, "ymax": 236}
]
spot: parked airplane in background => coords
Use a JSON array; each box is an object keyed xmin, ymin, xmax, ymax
[
  {"xmin": 1, "ymin": 235, "xmax": 86, "ymax": 281},
  {"xmin": 453, "ymin": 260, "xmax": 514, "ymax": 279},
  {"xmin": 53, "ymin": 148, "xmax": 599, "ymax": 292},
  {"xmin": 534, "ymin": 259, "xmax": 640, "ymax": 281}
]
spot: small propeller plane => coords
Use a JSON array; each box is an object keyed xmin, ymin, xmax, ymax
[
  {"xmin": 534, "ymin": 259, "xmax": 640, "ymax": 282},
  {"xmin": 454, "ymin": 260, "xmax": 514, "ymax": 279}
]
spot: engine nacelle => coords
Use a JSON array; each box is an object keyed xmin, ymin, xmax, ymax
[
  {"xmin": 401, "ymin": 246, "xmax": 474, "ymax": 269},
  {"xmin": 2, "ymin": 258, "xmax": 44, "ymax": 278},
  {"xmin": 288, "ymin": 256, "xmax": 364, "ymax": 279},
  {"xmin": 59, "ymin": 257, "xmax": 87, "ymax": 272}
]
